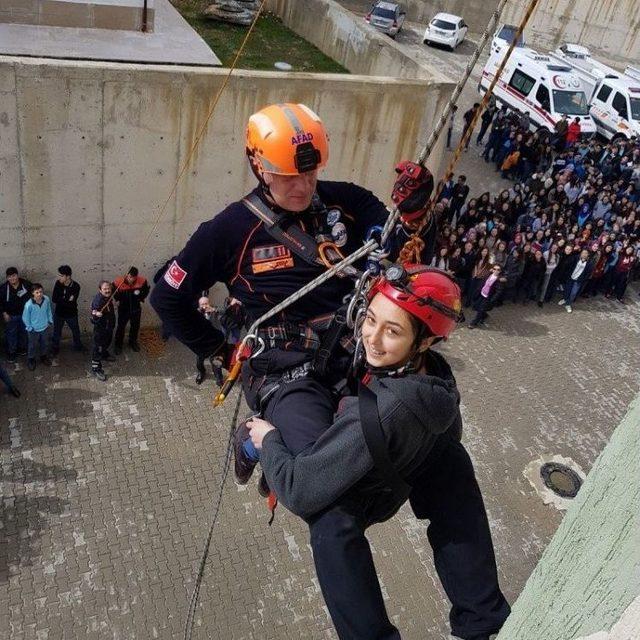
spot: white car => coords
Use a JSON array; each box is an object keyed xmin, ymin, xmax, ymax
[{"xmin": 423, "ymin": 12, "xmax": 468, "ymax": 50}]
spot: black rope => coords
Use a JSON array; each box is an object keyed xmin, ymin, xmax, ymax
[{"xmin": 183, "ymin": 390, "xmax": 242, "ymax": 640}]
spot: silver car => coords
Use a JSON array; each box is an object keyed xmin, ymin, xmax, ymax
[{"xmin": 365, "ymin": 2, "xmax": 406, "ymax": 39}]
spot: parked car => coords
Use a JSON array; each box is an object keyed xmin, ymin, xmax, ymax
[
  {"xmin": 365, "ymin": 1, "xmax": 406, "ymax": 39},
  {"xmin": 492, "ymin": 23, "xmax": 526, "ymax": 51},
  {"xmin": 423, "ymin": 12, "xmax": 468, "ymax": 50}
]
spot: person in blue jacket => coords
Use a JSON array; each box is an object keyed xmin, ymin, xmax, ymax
[{"xmin": 22, "ymin": 283, "xmax": 53, "ymax": 371}]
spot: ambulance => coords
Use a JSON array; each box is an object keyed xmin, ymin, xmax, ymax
[
  {"xmin": 479, "ymin": 46, "xmax": 597, "ymax": 135},
  {"xmin": 551, "ymin": 44, "xmax": 640, "ymax": 141}
]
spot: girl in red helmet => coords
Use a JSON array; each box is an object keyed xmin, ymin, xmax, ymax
[{"xmin": 247, "ymin": 265, "xmax": 509, "ymax": 640}]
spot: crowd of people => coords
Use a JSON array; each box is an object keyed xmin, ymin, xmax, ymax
[
  {"xmin": 0, "ymin": 265, "xmax": 150, "ymax": 394},
  {"xmin": 439, "ymin": 104, "xmax": 639, "ymax": 328},
  {"xmin": 3, "ymin": 109, "xmax": 640, "ymax": 393}
]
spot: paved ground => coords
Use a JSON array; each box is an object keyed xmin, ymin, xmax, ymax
[
  {"xmin": 2, "ymin": 10, "xmax": 640, "ymax": 640},
  {"xmin": 1, "ymin": 284, "xmax": 639, "ymax": 640}
]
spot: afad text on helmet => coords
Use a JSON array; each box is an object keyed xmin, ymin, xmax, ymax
[{"xmin": 291, "ymin": 133, "xmax": 314, "ymax": 145}]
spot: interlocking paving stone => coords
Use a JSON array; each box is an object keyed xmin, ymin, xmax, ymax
[{"xmin": 1, "ymin": 290, "xmax": 639, "ymax": 640}]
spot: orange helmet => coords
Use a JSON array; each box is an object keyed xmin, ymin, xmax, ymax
[{"xmin": 246, "ymin": 103, "xmax": 329, "ymax": 176}]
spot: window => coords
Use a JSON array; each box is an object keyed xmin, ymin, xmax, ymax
[
  {"xmin": 612, "ymin": 92, "xmax": 629, "ymax": 119},
  {"xmin": 509, "ymin": 69, "xmax": 536, "ymax": 96},
  {"xmin": 596, "ymin": 84, "xmax": 613, "ymax": 102},
  {"xmin": 432, "ymin": 19, "xmax": 456, "ymax": 30},
  {"xmin": 630, "ymin": 97, "xmax": 640, "ymax": 121},
  {"xmin": 536, "ymin": 84, "xmax": 551, "ymax": 111},
  {"xmin": 552, "ymin": 90, "xmax": 589, "ymax": 115}
]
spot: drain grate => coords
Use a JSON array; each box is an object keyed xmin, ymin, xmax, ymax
[{"xmin": 540, "ymin": 462, "xmax": 583, "ymax": 498}]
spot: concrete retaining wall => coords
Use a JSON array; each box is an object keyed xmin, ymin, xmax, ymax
[
  {"xmin": 268, "ymin": 0, "xmax": 446, "ymax": 80},
  {"xmin": 495, "ymin": 394, "xmax": 640, "ymax": 640},
  {"xmin": 0, "ymin": 55, "xmax": 453, "ymax": 327},
  {"xmin": 0, "ymin": 0, "xmax": 154, "ymax": 32},
  {"xmin": 374, "ymin": 0, "xmax": 640, "ymax": 66}
]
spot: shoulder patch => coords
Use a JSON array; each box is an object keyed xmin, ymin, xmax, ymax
[{"xmin": 164, "ymin": 260, "xmax": 187, "ymax": 289}]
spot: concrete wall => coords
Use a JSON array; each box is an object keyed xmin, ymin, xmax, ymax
[
  {"xmin": 495, "ymin": 395, "xmax": 640, "ymax": 640},
  {"xmin": 502, "ymin": 0, "xmax": 640, "ymax": 67},
  {"xmin": 0, "ymin": 55, "xmax": 453, "ymax": 327},
  {"xmin": 268, "ymin": 0, "xmax": 448, "ymax": 81},
  {"xmin": 0, "ymin": 0, "xmax": 154, "ymax": 32},
  {"xmin": 369, "ymin": 0, "xmax": 640, "ymax": 66}
]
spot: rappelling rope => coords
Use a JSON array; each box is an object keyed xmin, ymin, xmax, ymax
[
  {"xmin": 400, "ymin": 0, "xmax": 541, "ymax": 263},
  {"xmin": 241, "ymin": 0, "xmax": 534, "ymax": 343},
  {"xmin": 183, "ymin": 390, "xmax": 242, "ymax": 640},
  {"xmin": 100, "ymin": 0, "xmax": 269, "ymax": 313},
  {"xmin": 184, "ymin": 0, "xmax": 542, "ymax": 637}
]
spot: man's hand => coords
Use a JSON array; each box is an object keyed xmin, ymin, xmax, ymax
[
  {"xmin": 391, "ymin": 160, "xmax": 434, "ymax": 224},
  {"xmin": 247, "ymin": 417, "xmax": 276, "ymax": 450}
]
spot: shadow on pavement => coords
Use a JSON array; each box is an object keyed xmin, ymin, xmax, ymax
[{"xmin": 0, "ymin": 495, "xmax": 69, "ymax": 584}]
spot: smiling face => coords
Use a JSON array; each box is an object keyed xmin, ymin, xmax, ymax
[
  {"xmin": 263, "ymin": 170, "xmax": 318, "ymax": 212},
  {"xmin": 362, "ymin": 293, "xmax": 426, "ymax": 369},
  {"xmin": 100, "ymin": 282, "xmax": 112, "ymax": 297}
]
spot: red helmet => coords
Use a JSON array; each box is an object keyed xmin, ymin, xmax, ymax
[{"xmin": 369, "ymin": 264, "xmax": 462, "ymax": 340}]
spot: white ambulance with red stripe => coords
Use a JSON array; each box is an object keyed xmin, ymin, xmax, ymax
[
  {"xmin": 551, "ymin": 44, "xmax": 640, "ymax": 141},
  {"xmin": 479, "ymin": 46, "xmax": 596, "ymax": 136}
]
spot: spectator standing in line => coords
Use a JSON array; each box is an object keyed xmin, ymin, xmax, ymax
[
  {"xmin": 112, "ymin": 267, "xmax": 150, "ymax": 354},
  {"xmin": 558, "ymin": 249, "xmax": 593, "ymax": 313},
  {"xmin": 462, "ymin": 103, "xmax": 480, "ymax": 150},
  {"xmin": 0, "ymin": 361, "xmax": 20, "ymax": 397},
  {"xmin": 608, "ymin": 246, "xmax": 637, "ymax": 302},
  {"xmin": 518, "ymin": 249, "xmax": 546, "ymax": 304},
  {"xmin": 468, "ymin": 264, "xmax": 504, "ymax": 328},
  {"xmin": 553, "ymin": 113, "xmax": 569, "ymax": 150},
  {"xmin": 566, "ymin": 117, "xmax": 582, "ymax": 148},
  {"xmin": 1, "ymin": 267, "xmax": 31, "ymax": 363},
  {"xmin": 467, "ymin": 247, "xmax": 493, "ymax": 307},
  {"xmin": 22, "ymin": 283, "xmax": 53, "ymax": 371},
  {"xmin": 518, "ymin": 111, "xmax": 531, "ymax": 132},
  {"xmin": 90, "ymin": 281, "xmax": 116, "ymax": 381},
  {"xmin": 450, "ymin": 174, "xmax": 470, "ymax": 220},
  {"xmin": 539, "ymin": 244, "xmax": 559, "ymax": 306},
  {"xmin": 502, "ymin": 248, "xmax": 525, "ymax": 303},
  {"xmin": 446, "ymin": 104, "xmax": 458, "ymax": 149},
  {"xmin": 51, "ymin": 265, "xmax": 85, "ymax": 355},
  {"xmin": 476, "ymin": 103, "xmax": 496, "ymax": 146}
]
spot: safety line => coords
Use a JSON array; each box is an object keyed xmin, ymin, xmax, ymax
[
  {"xmin": 400, "ymin": 0, "xmax": 541, "ymax": 263},
  {"xmin": 101, "ymin": 0, "xmax": 269, "ymax": 312},
  {"xmin": 183, "ymin": 390, "xmax": 241, "ymax": 640}
]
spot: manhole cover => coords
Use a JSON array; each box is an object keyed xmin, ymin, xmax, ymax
[{"xmin": 540, "ymin": 462, "xmax": 582, "ymax": 498}]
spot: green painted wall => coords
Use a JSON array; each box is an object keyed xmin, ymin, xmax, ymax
[{"xmin": 496, "ymin": 395, "xmax": 640, "ymax": 640}]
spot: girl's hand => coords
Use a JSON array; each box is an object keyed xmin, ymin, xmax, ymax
[{"xmin": 247, "ymin": 417, "xmax": 276, "ymax": 450}]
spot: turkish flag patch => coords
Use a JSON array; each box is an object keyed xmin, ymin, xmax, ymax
[{"xmin": 164, "ymin": 260, "xmax": 187, "ymax": 289}]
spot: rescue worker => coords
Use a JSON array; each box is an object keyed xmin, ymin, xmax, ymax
[
  {"xmin": 248, "ymin": 266, "xmax": 510, "ymax": 640},
  {"xmin": 150, "ymin": 103, "xmax": 506, "ymax": 639},
  {"xmin": 112, "ymin": 267, "xmax": 150, "ymax": 354},
  {"xmin": 90, "ymin": 280, "xmax": 116, "ymax": 381}
]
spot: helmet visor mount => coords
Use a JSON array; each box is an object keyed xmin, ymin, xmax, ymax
[
  {"xmin": 294, "ymin": 142, "xmax": 321, "ymax": 174},
  {"xmin": 383, "ymin": 265, "xmax": 463, "ymax": 324}
]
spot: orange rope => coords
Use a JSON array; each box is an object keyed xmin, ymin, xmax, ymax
[
  {"xmin": 101, "ymin": 0, "xmax": 269, "ymax": 311},
  {"xmin": 399, "ymin": 0, "xmax": 541, "ymax": 264}
]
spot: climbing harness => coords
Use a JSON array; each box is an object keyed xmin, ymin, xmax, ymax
[{"xmin": 75, "ymin": 0, "xmax": 542, "ymax": 633}]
